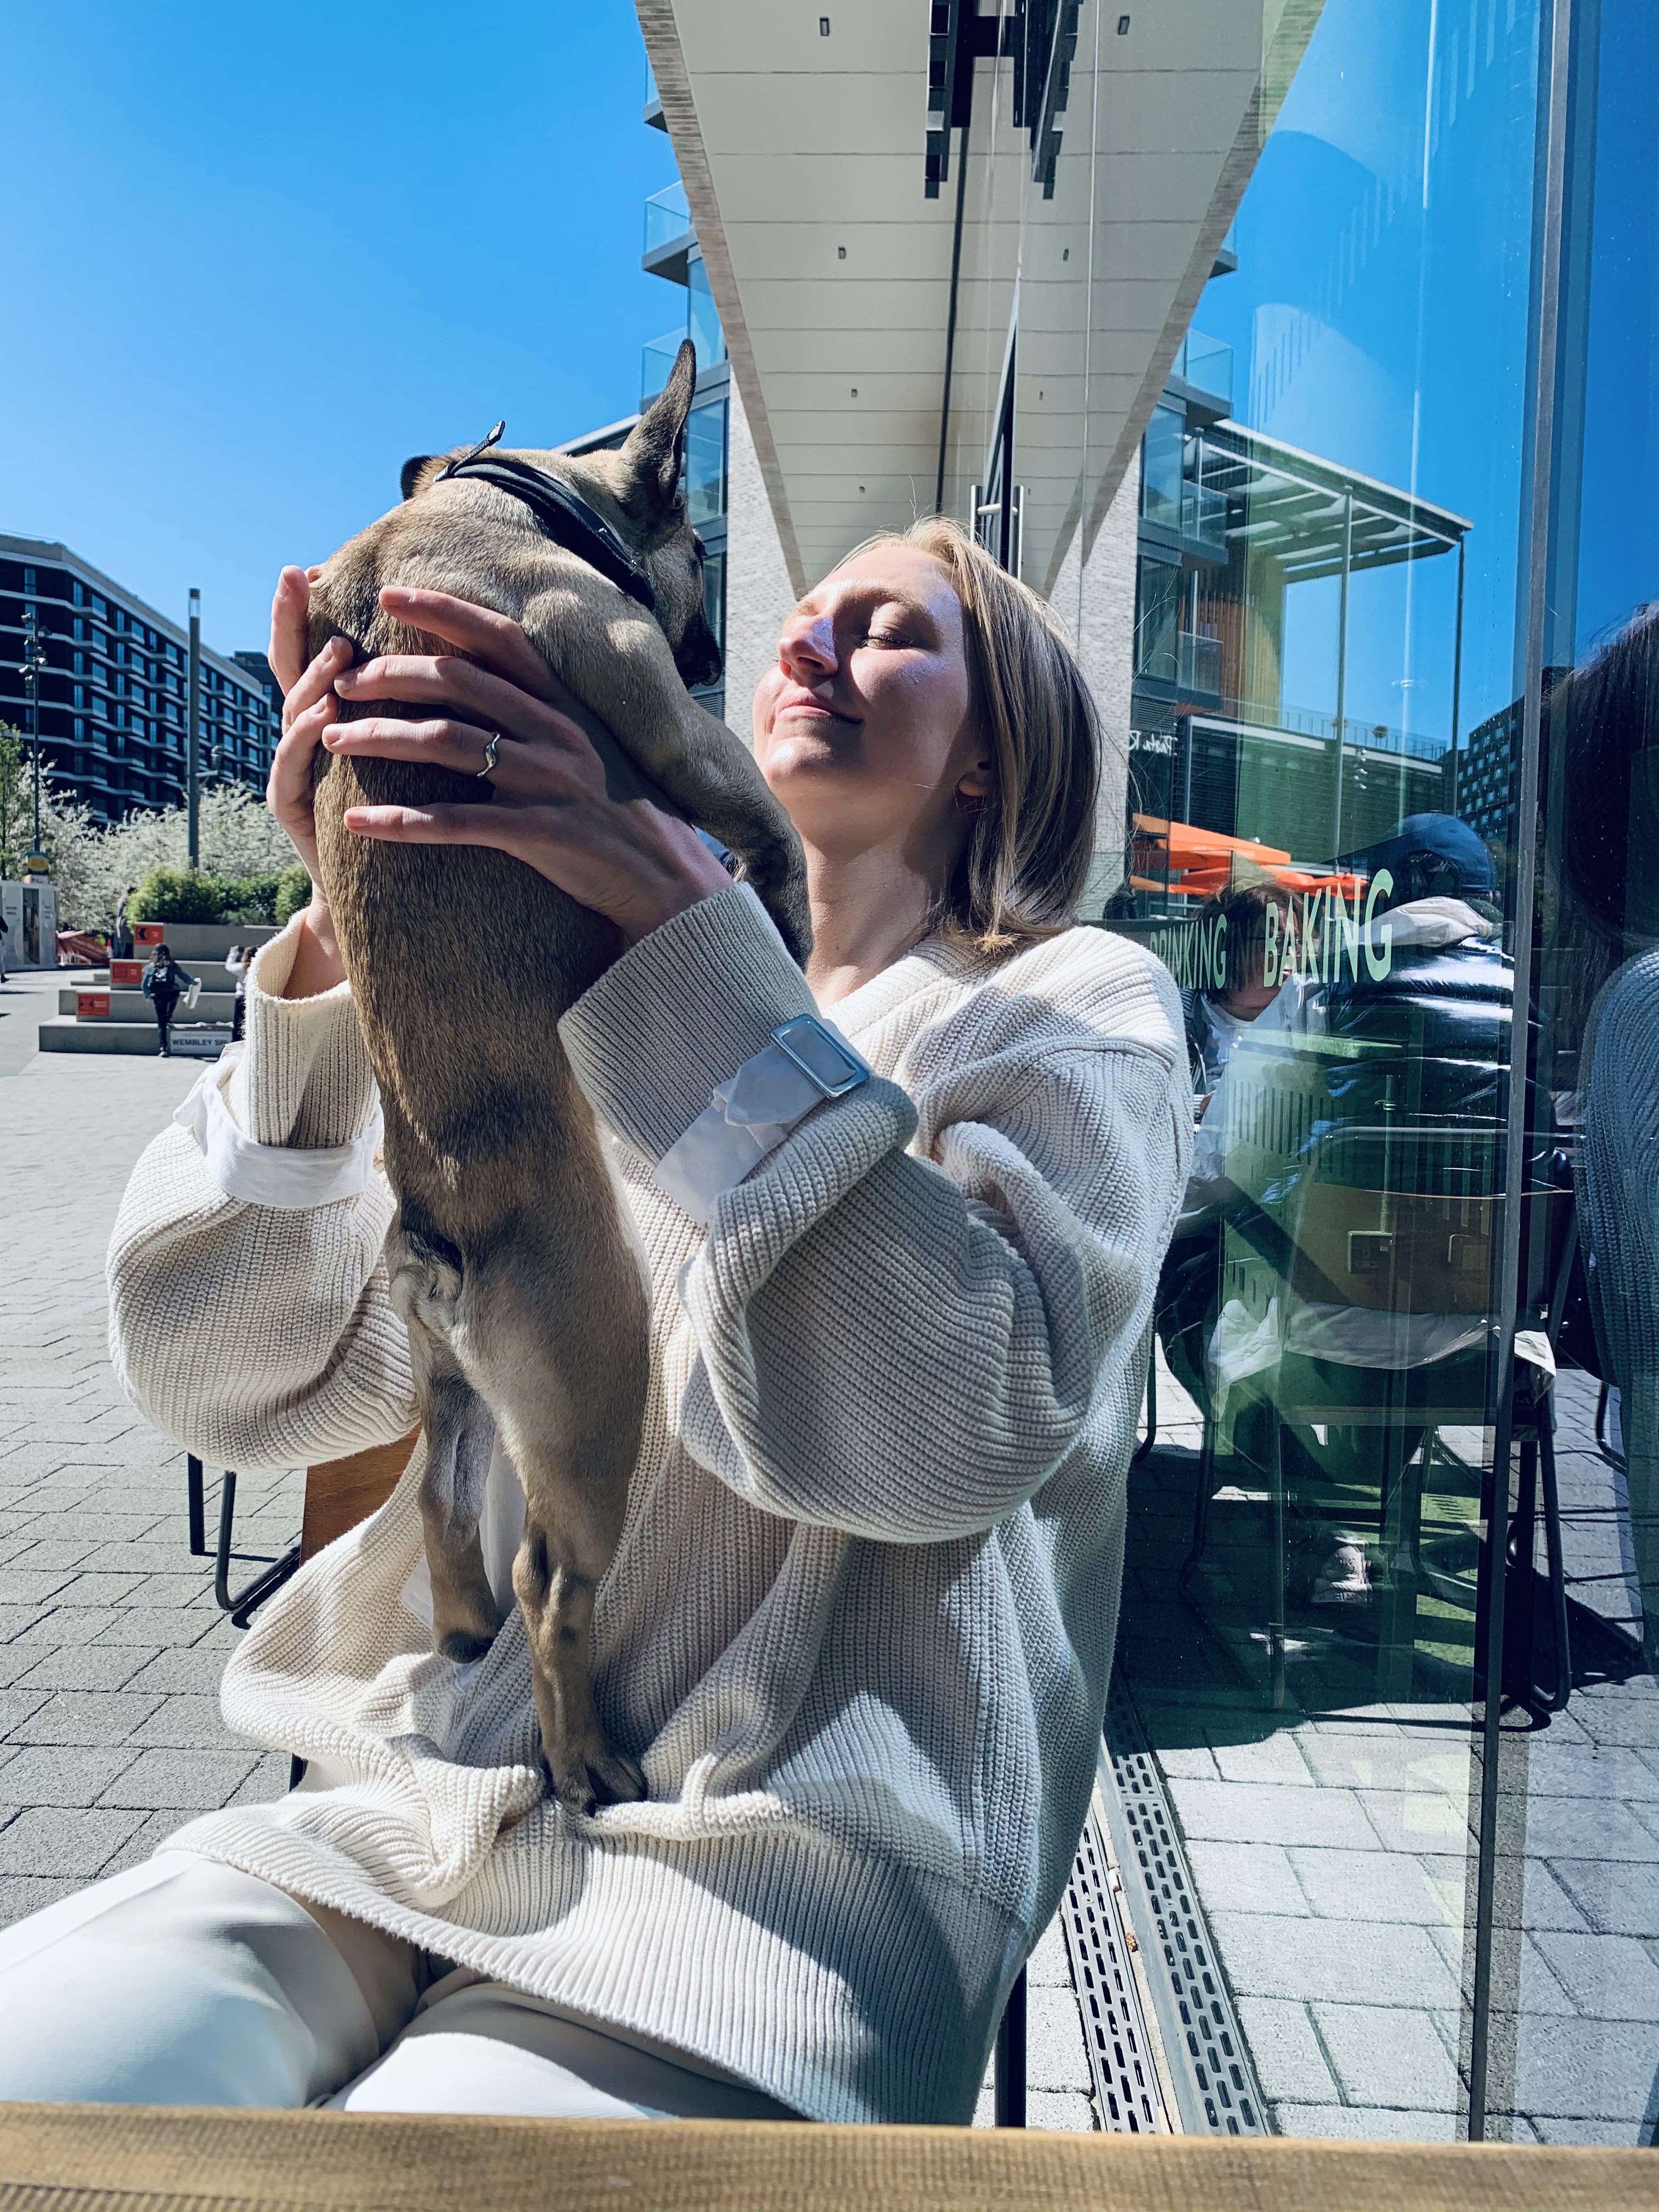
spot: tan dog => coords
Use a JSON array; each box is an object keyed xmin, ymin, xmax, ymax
[{"xmin": 308, "ymin": 343, "xmax": 809, "ymax": 1812}]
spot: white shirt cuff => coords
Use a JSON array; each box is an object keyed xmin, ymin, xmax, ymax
[
  {"xmin": 653, "ymin": 1020, "xmax": 868, "ymax": 1226},
  {"xmin": 173, "ymin": 1045, "xmax": 384, "ymax": 1210}
]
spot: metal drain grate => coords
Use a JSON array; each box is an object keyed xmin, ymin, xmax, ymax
[
  {"xmin": 1099, "ymin": 1675, "xmax": 1269, "ymax": 2135},
  {"xmin": 1060, "ymin": 1800, "xmax": 1175, "ymax": 2130}
]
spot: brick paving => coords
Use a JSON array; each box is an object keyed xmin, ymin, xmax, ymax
[
  {"xmin": 1124, "ymin": 1342, "xmax": 1659, "ymax": 2145},
  {"xmin": 0, "ymin": 994, "xmax": 298, "ymax": 1921}
]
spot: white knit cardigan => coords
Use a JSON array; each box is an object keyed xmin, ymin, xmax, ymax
[{"xmin": 107, "ymin": 886, "xmax": 1189, "ymax": 2124}]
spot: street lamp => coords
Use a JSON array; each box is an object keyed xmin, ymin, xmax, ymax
[
  {"xmin": 187, "ymin": 587, "xmax": 201, "ymax": 867},
  {"xmin": 18, "ymin": 604, "xmax": 49, "ymax": 851}
]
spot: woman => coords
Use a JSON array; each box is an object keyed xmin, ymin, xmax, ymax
[
  {"xmin": 1180, "ymin": 877, "xmax": 1294, "ymax": 1102},
  {"xmin": 140, "ymin": 942, "xmax": 194, "ymax": 1057},
  {"xmin": 0, "ymin": 521, "xmax": 1188, "ymax": 2119}
]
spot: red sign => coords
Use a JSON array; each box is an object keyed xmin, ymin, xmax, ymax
[
  {"xmin": 134, "ymin": 922, "xmax": 166, "ymax": 947},
  {"xmin": 110, "ymin": 960, "xmax": 143, "ymax": 987},
  {"xmin": 77, "ymin": 992, "xmax": 110, "ymax": 1020}
]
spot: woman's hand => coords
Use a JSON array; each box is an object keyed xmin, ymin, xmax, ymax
[
  {"xmin": 267, "ymin": 566, "xmax": 351, "ymax": 998},
  {"xmin": 319, "ymin": 585, "xmax": 731, "ymax": 947}
]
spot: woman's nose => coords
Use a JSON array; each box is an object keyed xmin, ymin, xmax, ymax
[{"xmin": 777, "ymin": 610, "xmax": 837, "ymax": 683}]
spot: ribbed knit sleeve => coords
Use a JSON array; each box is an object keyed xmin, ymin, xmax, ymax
[
  {"xmin": 563, "ymin": 893, "xmax": 1191, "ymax": 1543},
  {"xmin": 106, "ymin": 913, "xmax": 416, "ymax": 1471}
]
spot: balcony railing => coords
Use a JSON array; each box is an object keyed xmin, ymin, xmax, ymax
[
  {"xmin": 1171, "ymin": 327, "xmax": 1234, "ymax": 413},
  {"xmin": 1177, "ymin": 632, "xmax": 1223, "ymax": 695},
  {"xmin": 1182, "ymin": 482, "xmax": 1229, "ymax": 554},
  {"xmin": 642, "ymin": 329, "xmax": 685, "ymax": 407},
  {"xmin": 644, "ymin": 180, "xmax": 691, "ymax": 257}
]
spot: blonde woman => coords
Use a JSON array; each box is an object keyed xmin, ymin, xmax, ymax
[{"xmin": 0, "ymin": 521, "xmax": 1189, "ymax": 2119}]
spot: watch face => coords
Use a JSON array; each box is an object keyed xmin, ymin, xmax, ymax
[{"xmin": 775, "ymin": 1014, "xmax": 866, "ymax": 1094}]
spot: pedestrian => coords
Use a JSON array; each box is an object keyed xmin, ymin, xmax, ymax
[
  {"xmin": 224, "ymin": 943, "xmax": 256, "ymax": 1042},
  {"xmin": 140, "ymin": 944, "xmax": 194, "ymax": 1057},
  {"xmin": 114, "ymin": 887, "xmax": 137, "ymax": 961}
]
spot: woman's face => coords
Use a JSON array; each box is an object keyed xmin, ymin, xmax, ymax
[{"xmin": 753, "ymin": 544, "xmax": 989, "ymax": 869}]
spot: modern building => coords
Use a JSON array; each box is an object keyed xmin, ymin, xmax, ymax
[
  {"xmin": 637, "ymin": 0, "xmax": 1659, "ymax": 2153},
  {"xmin": 0, "ymin": 532, "xmax": 275, "ymax": 827}
]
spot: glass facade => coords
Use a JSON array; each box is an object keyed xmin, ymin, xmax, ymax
[{"xmin": 927, "ymin": 0, "xmax": 1659, "ymax": 2146}]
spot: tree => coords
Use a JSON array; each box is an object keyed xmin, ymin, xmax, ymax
[{"xmin": 0, "ymin": 725, "xmax": 30, "ymax": 882}]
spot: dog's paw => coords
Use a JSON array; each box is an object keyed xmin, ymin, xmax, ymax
[{"xmin": 541, "ymin": 1733, "xmax": 647, "ymax": 1816}]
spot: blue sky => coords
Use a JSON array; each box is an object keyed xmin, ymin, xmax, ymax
[
  {"xmin": 0, "ymin": 0, "xmax": 680, "ymax": 662},
  {"xmin": 1194, "ymin": 0, "xmax": 1544, "ymax": 749}
]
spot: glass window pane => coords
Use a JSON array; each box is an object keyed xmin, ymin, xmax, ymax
[{"xmin": 685, "ymin": 398, "xmax": 727, "ymax": 527}]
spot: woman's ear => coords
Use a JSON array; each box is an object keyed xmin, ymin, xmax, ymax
[{"xmin": 955, "ymin": 752, "xmax": 993, "ymax": 806}]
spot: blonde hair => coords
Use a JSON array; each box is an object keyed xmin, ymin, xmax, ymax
[{"xmin": 847, "ymin": 516, "xmax": 1101, "ymax": 955}]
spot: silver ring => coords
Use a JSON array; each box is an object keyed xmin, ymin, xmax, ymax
[{"xmin": 476, "ymin": 732, "xmax": 501, "ymax": 780}]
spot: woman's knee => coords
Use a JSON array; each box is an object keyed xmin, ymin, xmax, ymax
[{"xmin": 0, "ymin": 1852, "xmax": 416, "ymax": 2107}]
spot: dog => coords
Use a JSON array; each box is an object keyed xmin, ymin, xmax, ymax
[{"xmin": 307, "ymin": 341, "xmax": 809, "ymax": 1812}]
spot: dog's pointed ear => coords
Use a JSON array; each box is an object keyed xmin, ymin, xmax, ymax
[
  {"xmin": 400, "ymin": 455, "xmax": 436, "ymax": 501},
  {"xmin": 615, "ymin": 341, "xmax": 697, "ymax": 524}
]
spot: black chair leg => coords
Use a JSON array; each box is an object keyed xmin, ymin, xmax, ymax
[
  {"xmin": 187, "ymin": 1454, "xmax": 206, "ymax": 1558},
  {"xmin": 1269, "ymin": 1415, "xmax": 1288, "ymax": 1710},
  {"xmin": 288, "ymin": 1755, "xmax": 308, "ymax": 1792},
  {"xmin": 213, "ymin": 1468, "xmax": 302, "ymax": 1628},
  {"xmin": 1536, "ymin": 1417, "xmax": 1573, "ymax": 1714},
  {"xmin": 1177, "ymin": 1419, "xmax": 1218, "ymax": 1592},
  {"xmin": 994, "ymin": 1966, "xmax": 1027, "ymax": 2128},
  {"xmin": 1132, "ymin": 1344, "xmax": 1158, "ymax": 1465}
]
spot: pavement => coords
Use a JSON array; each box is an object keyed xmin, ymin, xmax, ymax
[
  {"xmin": 0, "ymin": 982, "xmax": 299, "ymax": 1921},
  {"xmin": 1122, "ymin": 1342, "xmax": 1659, "ymax": 2146},
  {"xmin": 0, "ymin": 981, "xmax": 1102, "ymax": 2125}
]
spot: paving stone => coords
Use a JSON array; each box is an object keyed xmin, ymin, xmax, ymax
[
  {"xmin": 0, "ymin": 1746, "xmax": 139, "ymax": 1807},
  {"xmin": 123, "ymin": 1646, "xmax": 235, "ymax": 1696},
  {"xmin": 1288, "ymin": 1848, "xmax": 1459, "ymax": 1926},
  {"xmin": 1026, "ymin": 1911, "xmax": 1069, "ymax": 1987},
  {"xmin": 0, "ymin": 1689, "xmax": 53, "ymax": 1740},
  {"xmin": 1516, "ymin": 1743, "xmax": 1659, "ymax": 1802},
  {"xmin": 1521, "ymin": 2113, "xmax": 1654, "ymax": 2146},
  {"xmin": 1205, "ymin": 1912, "xmax": 1460, "ymax": 2008},
  {"xmin": 2, "ymin": 1540, "xmax": 101, "ymax": 1575},
  {"xmin": 1533, "ymin": 1929, "xmax": 1659, "ymax": 2020},
  {"xmin": 1309, "ymin": 2004, "xmax": 1460, "ymax": 2111},
  {"xmin": 96, "ymin": 1747, "xmax": 259, "ymax": 1812},
  {"xmin": 1511, "ymin": 2017, "xmax": 1659, "ymax": 2120},
  {"xmin": 13, "ymin": 1645, "xmax": 153, "ymax": 1693},
  {"xmin": 1355, "ymin": 1791, "xmax": 1473, "ymax": 1854},
  {"xmin": 0, "ymin": 1605, "xmax": 60, "ymax": 1644},
  {"xmin": 1516, "ymin": 1795, "xmax": 1659, "ymax": 1863},
  {"xmin": 228, "ymin": 1752, "xmax": 292, "ymax": 1805},
  {"xmin": 1025, "ymin": 1983, "xmax": 1091, "ymax": 2094},
  {"xmin": 125, "ymin": 1695, "xmax": 233, "ymax": 1750},
  {"xmin": 0, "ymin": 1568, "xmax": 80, "ymax": 1607},
  {"xmin": 1166, "ymin": 1779, "xmax": 1379, "ymax": 1852},
  {"xmin": 1025, "ymin": 2091, "xmax": 1095, "ymax": 2132},
  {"xmin": 1272, "ymin": 2103, "xmax": 1455, "ymax": 2141},
  {"xmin": 0, "ymin": 1875, "xmax": 83, "ymax": 1922},
  {"xmin": 7, "ymin": 1691, "xmax": 165, "ymax": 1746},
  {"xmin": 0, "ymin": 1806, "xmax": 147, "ymax": 1878},
  {"xmin": 1185, "ymin": 1841, "xmax": 1311, "ymax": 1918},
  {"xmin": 1547, "ymin": 1855, "xmax": 1659, "ymax": 1938},
  {"xmin": 88, "ymin": 1609, "xmax": 219, "ymax": 1649},
  {"xmin": 1234, "ymin": 1997, "xmax": 1337, "ymax": 2104},
  {"xmin": 1206, "ymin": 1733, "xmax": 1317, "ymax": 1787},
  {"xmin": 1296, "ymin": 1735, "xmax": 1471, "ymax": 1798}
]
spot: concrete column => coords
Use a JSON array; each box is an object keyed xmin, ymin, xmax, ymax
[
  {"xmin": 721, "ymin": 381, "xmax": 797, "ymax": 748},
  {"xmin": 1049, "ymin": 449, "xmax": 1141, "ymax": 916}
]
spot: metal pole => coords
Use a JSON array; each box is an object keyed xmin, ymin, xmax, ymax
[
  {"xmin": 934, "ymin": 117, "xmax": 972, "ymax": 517},
  {"xmin": 1448, "ymin": 537, "xmax": 1467, "ymax": 814},
  {"xmin": 187, "ymin": 588, "xmax": 201, "ymax": 867},
  {"xmin": 1331, "ymin": 491, "xmax": 1353, "ymax": 859},
  {"xmin": 1467, "ymin": 0, "xmax": 1576, "ymax": 2142}
]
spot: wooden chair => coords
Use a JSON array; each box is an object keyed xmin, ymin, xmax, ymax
[{"xmin": 187, "ymin": 1432, "xmax": 421, "ymax": 1628}]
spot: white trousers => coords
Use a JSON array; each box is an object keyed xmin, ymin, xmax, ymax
[{"xmin": 0, "ymin": 1852, "xmax": 798, "ymax": 2118}]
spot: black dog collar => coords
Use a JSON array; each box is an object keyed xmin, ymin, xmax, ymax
[{"xmin": 435, "ymin": 422, "xmax": 657, "ymax": 614}]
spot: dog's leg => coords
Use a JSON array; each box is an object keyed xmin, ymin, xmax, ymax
[
  {"xmin": 390, "ymin": 1228, "xmax": 505, "ymax": 1661},
  {"xmin": 455, "ymin": 1173, "xmax": 651, "ymax": 1813}
]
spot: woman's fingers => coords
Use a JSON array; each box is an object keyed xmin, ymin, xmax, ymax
[
  {"xmin": 377, "ymin": 586, "xmax": 559, "ymax": 702},
  {"xmin": 336, "ymin": 652, "xmax": 589, "ymax": 755},
  {"xmin": 342, "ymin": 802, "xmax": 552, "ymax": 849},
  {"xmin": 283, "ymin": 634, "xmax": 354, "ymax": 737},
  {"xmin": 268, "ymin": 568, "xmax": 314, "ymax": 697},
  {"xmin": 323, "ymin": 716, "xmax": 527, "ymax": 785}
]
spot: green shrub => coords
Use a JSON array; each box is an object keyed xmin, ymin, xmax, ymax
[
  {"xmin": 128, "ymin": 864, "xmax": 231, "ymax": 925},
  {"xmin": 274, "ymin": 864, "xmax": 312, "ymax": 927},
  {"xmin": 221, "ymin": 872, "xmax": 283, "ymax": 923}
]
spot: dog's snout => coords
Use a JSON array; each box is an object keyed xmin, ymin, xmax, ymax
[{"xmin": 675, "ymin": 614, "xmax": 723, "ymax": 690}]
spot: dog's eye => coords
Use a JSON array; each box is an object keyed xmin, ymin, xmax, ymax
[{"xmin": 692, "ymin": 532, "xmax": 708, "ymax": 562}]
